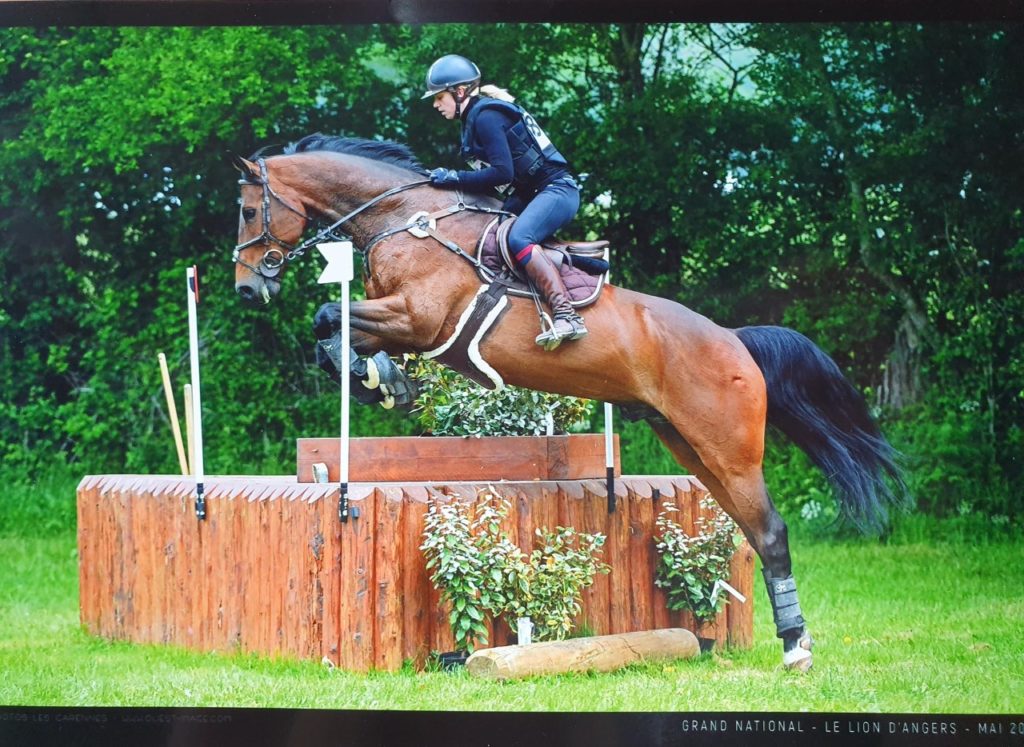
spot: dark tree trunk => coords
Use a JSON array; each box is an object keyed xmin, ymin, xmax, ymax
[{"xmin": 876, "ymin": 312, "xmax": 922, "ymax": 410}]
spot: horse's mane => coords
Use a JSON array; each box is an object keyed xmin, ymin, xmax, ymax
[{"xmin": 282, "ymin": 134, "xmax": 430, "ymax": 177}]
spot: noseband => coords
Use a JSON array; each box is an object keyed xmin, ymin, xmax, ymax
[{"xmin": 232, "ymin": 157, "xmax": 431, "ymax": 279}]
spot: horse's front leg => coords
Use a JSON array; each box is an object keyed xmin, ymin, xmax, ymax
[
  {"xmin": 313, "ymin": 300, "xmax": 419, "ymax": 409},
  {"xmin": 349, "ymin": 295, "xmax": 428, "ymax": 351}
]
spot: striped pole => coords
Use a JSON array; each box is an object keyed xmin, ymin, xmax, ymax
[
  {"xmin": 604, "ymin": 260, "xmax": 616, "ymax": 513},
  {"xmin": 605, "ymin": 401, "xmax": 615, "ymax": 513},
  {"xmin": 317, "ymin": 241, "xmax": 355, "ymax": 522},
  {"xmin": 186, "ymin": 265, "xmax": 206, "ymax": 520}
]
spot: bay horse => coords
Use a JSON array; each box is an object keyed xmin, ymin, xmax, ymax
[{"xmin": 232, "ymin": 134, "xmax": 907, "ymax": 672}]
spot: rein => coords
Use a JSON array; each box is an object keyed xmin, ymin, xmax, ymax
[
  {"xmin": 232, "ymin": 156, "xmax": 431, "ymax": 277},
  {"xmin": 233, "ymin": 156, "xmax": 512, "ymax": 277}
]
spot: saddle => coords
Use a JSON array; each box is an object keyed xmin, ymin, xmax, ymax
[
  {"xmin": 422, "ymin": 217, "xmax": 612, "ymax": 390},
  {"xmin": 476, "ymin": 217, "xmax": 610, "ymax": 308}
]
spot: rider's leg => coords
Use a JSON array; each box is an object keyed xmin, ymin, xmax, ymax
[{"xmin": 507, "ymin": 179, "xmax": 587, "ymax": 347}]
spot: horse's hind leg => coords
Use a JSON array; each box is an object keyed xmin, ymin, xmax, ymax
[{"xmin": 646, "ymin": 418, "xmax": 814, "ymax": 672}]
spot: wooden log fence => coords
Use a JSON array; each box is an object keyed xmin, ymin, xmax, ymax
[{"xmin": 77, "ymin": 473, "xmax": 754, "ymax": 671}]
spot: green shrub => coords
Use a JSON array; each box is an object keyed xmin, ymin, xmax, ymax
[
  {"xmin": 408, "ymin": 356, "xmax": 593, "ymax": 437},
  {"xmin": 420, "ymin": 491, "xmax": 609, "ymax": 649},
  {"xmin": 654, "ymin": 498, "xmax": 742, "ymax": 624}
]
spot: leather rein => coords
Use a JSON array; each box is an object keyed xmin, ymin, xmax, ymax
[{"xmin": 232, "ymin": 157, "xmax": 510, "ymax": 279}]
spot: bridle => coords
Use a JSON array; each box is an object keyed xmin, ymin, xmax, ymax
[
  {"xmin": 232, "ymin": 157, "xmax": 432, "ymax": 279},
  {"xmin": 232, "ymin": 159, "xmax": 319, "ymax": 278},
  {"xmin": 232, "ymin": 156, "xmax": 513, "ymax": 279}
]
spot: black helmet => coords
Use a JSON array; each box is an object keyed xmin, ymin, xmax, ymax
[{"xmin": 421, "ymin": 54, "xmax": 481, "ymax": 99}]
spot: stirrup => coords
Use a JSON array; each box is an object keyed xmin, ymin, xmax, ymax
[{"xmin": 534, "ymin": 312, "xmax": 587, "ymax": 351}]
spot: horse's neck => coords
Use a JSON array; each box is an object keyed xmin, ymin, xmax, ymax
[
  {"xmin": 366, "ymin": 205, "xmax": 493, "ymax": 297},
  {"xmin": 276, "ymin": 153, "xmax": 492, "ymax": 291}
]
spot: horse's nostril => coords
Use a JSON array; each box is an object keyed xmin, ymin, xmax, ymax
[{"xmin": 237, "ymin": 284, "xmax": 255, "ymax": 300}]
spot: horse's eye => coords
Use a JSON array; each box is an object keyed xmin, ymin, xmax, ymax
[{"xmin": 242, "ymin": 207, "xmax": 257, "ymax": 222}]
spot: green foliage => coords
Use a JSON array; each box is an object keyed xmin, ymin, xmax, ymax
[
  {"xmin": 654, "ymin": 498, "xmax": 742, "ymax": 623},
  {"xmin": 498, "ymin": 525, "xmax": 610, "ymax": 642},
  {"xmin": 420, "ymin": 492, "xmax": 609, "ymax": 648},
  {"xmin": 4, "ymin": 529, "xmax": 1024, "ymax": 711},
  {"xmin": 761, "ymin": 438, "xmax": 843, "ymax": 537},
  {"xmin": 419, "ymin": 496, "xmax": 498, "ymax": 653},
  {"xmin": 0, "ymin": 24, "xmax": 1020, "ymax": 524},
  {"xmin": 408, "ymin": 357, "xmax": 593, "ymax": 437},
  {"xmin": 0, "ymin": 466, "xmax": 79, "ymax": 537},
  {"xmin": 612, "ymin": 418, "xmax": 682, "ymax": 476}
]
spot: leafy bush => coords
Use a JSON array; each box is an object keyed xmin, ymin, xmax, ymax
[
  {"xmin": 499, "ymin": 525, "xmax": 610, "ymax": 642},
  {"xmin": 420, "ymin": 496, "xmax": 503, "ymax": 654},
  {"xmin": 654, "ymin": 498, "xmax": 742, "ymax": 624},
  {"xmin": 420, "ymin": 491, "xmax": 609, "ymax": 650},
  {"xmin": 408, "ymin": 357, "xmax": 593, "ymax": 437}
]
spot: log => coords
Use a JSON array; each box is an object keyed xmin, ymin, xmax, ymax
[
  {"xmin": 297, "ymin": 434, "xmax": 619, "ymax": 483},
  {"xmin": 465, "ymin": 628, "xmax": 700, "ymax": 680}
]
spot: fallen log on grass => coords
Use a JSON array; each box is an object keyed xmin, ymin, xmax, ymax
[{"xmin": 465, "ymin": 628, "xmax": 700, "ymax": 680}]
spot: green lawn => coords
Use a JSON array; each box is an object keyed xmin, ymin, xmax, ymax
[{"xmin": 1, "ymin": 524, "xmax": 1021, "ymax": 713}]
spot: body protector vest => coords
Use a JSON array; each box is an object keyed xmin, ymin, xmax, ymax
[{"xmin": 461, "ymin": 98, "xmax": 569, "ymax": 193}]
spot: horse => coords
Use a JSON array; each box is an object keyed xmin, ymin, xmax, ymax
[{"xmin": 232, "ymin": 134, "xmax": 907, "ymax": 672}]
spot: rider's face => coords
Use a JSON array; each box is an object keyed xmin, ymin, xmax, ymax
[{"xmin": 432, "ymin": 90, "xmax": 460, "ymax": 120}]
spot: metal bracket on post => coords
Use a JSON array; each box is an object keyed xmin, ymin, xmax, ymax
[
  {"xmin": 195, "ymin": 483, "xmax": 206, "ymax": 520},
  {"xmin": 338, "ymin": 484, "xmax": 360, "ymax": 521},
  {"xmin": 339, "ymin": 483, "xmax": 349, "ymax": 523}
]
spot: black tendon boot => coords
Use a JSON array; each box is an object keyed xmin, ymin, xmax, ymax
[
  {"xmin": 520, "ymin": 249, "xmax": 587, "ymax": 350},
  {"xmin": 763, "ymin": 571, "xmax": 814, "ymax": 671}
]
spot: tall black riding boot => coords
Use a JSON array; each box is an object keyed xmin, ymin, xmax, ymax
[{"xmin": 520, "ymin": 248, "xmax": 588, "ymax": 350}]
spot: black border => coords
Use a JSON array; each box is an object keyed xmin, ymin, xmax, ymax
[
  {"xmin": 0, "ymin": 0, "xmax": 1022, "ymax": 26},
  {"xmin": 2, "ymin": 707, "xmax": 1023, "ymax": 746},
  {"xmin": 2, "ymin": 2, "xmax": 1023, "ymax": 746}
]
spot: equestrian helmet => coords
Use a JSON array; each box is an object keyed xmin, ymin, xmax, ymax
[{"xmin": 421, "ymin": 54, "xmax": 481, "ymax": 99}]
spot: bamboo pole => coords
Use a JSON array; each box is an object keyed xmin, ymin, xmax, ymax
[{"xmin": 158, "ymin": 352, "xmax": 189, "ymax": 476}]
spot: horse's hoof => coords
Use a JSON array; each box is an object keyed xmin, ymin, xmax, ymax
[{"xmin": 783, "ymin": 633, "xmax": 814, "ymax": 673}]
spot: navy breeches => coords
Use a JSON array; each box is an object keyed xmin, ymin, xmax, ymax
[{"xmin": 505, "ymin": 177, "xmax": 580, "ymax": 266}]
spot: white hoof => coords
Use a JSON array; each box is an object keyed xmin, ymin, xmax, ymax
[{"xmin": 783, "ymin": 633, "xmax": 814, "ymax": 672}]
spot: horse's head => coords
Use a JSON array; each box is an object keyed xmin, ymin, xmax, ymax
[{"xmin": 232, "ymin": 155, "xmax": 310, "ymax": 305}]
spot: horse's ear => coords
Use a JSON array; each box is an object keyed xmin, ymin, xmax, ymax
[{"xmin": 230, "ymin": 153, "xmax": 260, "ymax": 181}]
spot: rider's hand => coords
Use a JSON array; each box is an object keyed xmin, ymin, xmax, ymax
[{"xmin": 429, "ymin": 167, "xmax": 460, "ymax": 186}]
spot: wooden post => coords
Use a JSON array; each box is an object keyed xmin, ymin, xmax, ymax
[{"xmin": 466, "ymin": 628, "xmax": 700, "ymax": 680}]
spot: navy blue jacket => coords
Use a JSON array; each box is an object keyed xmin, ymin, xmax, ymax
[{"xmin": 454, "ymin": 96, "xmax": 570, "ymax": 197}]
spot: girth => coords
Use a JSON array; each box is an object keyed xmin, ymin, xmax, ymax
[{"xmin": 422, "ymin": 279, "xmax": 514, "ymax": 390}]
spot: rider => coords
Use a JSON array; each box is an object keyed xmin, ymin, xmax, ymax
[{"xmin": 422, "ymin": 54, "xmax": 588, "ymax": 349}]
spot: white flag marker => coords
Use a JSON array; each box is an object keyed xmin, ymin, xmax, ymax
[
  {"xmin": 186, "ymin": 265, "xmax": 206, "ymax": 520},
  {"xmin": 711, "ymin": 578, "xmax": 747, "ymax": 606},
  {"xmin": 317, "ymin": 241, "xmax": 354, "ymax": 522}
]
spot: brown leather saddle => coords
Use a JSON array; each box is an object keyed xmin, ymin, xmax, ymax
[
  {"xmin": 475, "ymin": 217, "xmax": 610, "ymax": 308},
  {"xmin": 422, "ymin": 217, "xmax": 611, "ymax": 389}
]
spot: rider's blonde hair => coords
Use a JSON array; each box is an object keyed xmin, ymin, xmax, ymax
[{"xmin": 478, "ymin": 84, "xmax": 516, "ymax": 103}]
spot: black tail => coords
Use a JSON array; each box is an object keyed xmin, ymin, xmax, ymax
[{"xmin": 735, "ymin": 325, "xmax": 909, "ymax": 532}]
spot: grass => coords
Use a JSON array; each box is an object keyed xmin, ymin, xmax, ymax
[{"xmin": 1, "ymin": 516, "xmax": 1022, "ymax": 714}]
